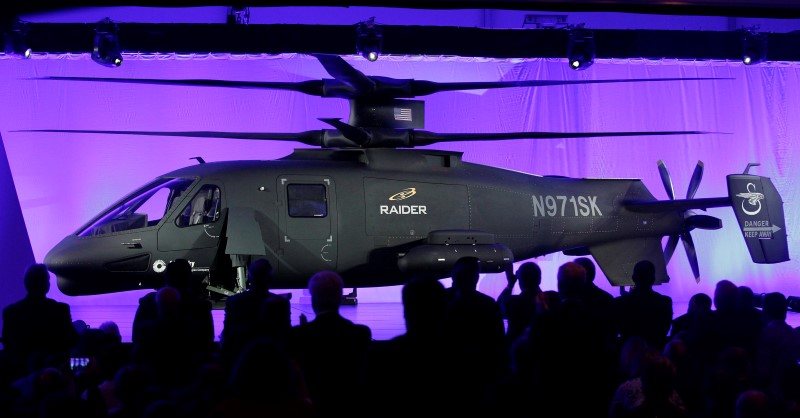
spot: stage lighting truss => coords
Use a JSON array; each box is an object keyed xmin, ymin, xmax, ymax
[
  {"xmin": 567, "ymin": 24, "xmax": 595, "ymax": 71},
  {"xmin": 356, "ymin": 17, "xmax": 383, "ymax": 62},
  {"xmin": 4, "ymin": 18, "xmax": 32, "ymax": 59},
  {"xmin": 92, "ymin": 18, "xmax": 123, "ymax": 68},
  {"xmin": 741, "ymin": 28, "xmax": 767, "ymax": 65}
]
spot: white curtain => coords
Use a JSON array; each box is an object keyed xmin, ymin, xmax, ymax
[{"xmin": 1, "ymin": 52, "xmax": 798, "ymax": 304}]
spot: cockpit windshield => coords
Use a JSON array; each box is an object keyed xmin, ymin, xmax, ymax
[{"xmin": 77, "ymin": 177, "xmax": 196, "ymax": 237}]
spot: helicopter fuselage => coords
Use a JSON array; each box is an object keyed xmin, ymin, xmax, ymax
[{"xmin": 45, "ymin": 147, "xmax": 686, "ymax": 299}]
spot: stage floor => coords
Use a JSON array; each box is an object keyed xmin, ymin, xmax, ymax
[{"xmin": 69, "ymin": 300, "xmax": 800, "ymax": 343}]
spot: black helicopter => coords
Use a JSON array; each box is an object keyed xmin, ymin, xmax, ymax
[{"xmin": 23, "ymin": 53, "xmax": 789, "ymax": 305}]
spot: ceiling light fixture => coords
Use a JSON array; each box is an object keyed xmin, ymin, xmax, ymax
[
  {"xmin": 92, "ymin": 18, "xmax": 122, "ymax": 68},
  {"xmin": 356, "ymin": 17, "xmax": 383, "ymax": 62}
]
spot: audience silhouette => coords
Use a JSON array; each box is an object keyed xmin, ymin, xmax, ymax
[
  {"xmin": 6, "ymin": 258, "xmax": 800, "ymax": 418},
  {"xmin": 1, "ymin": 263, "xmax": 79, "ymax": 384},
  {"xmin": 286, "ymin": 270, "xmax": 372, "ymax": 418},
  {"xmin": 613, "ymin": 259, "xmax": 674, "ymax": 350},
  {"xmin": 219, "ymin": 258, "xmax": 288, "ymax": 368},
  {"xmin": 443, "ymin": 256, "xmax": 508, "ymax": 415},
  {"xmin": 497, "ymin": 261, "xmax": 542, "ymax": 345},
  {"xmin": 363, "ymin": 274, "xmax": 456, "ymax": 416}
]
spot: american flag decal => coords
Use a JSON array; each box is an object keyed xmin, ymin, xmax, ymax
[{"xmin": 394, "ymin": 108, "xmax": 413, "ymax": 121}]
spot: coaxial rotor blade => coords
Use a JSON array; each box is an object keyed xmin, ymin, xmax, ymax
[
  {"xmin": 311, "ymin": 53, "xmax": 376, "ymax": 94},
  {"xmin": 657, "ymin": 160, "xmax": 676, "ymax": 201},
  {"xmin": 12, "ymin": 128, "xmax": 358, "ymax": 147},
  {"xmin": 34, "ymin": 76, "xmax": 329, "ymax": 97},
  {"xmin": 16, "ymin": 127, "xmax": 721, "ymax": 149},
  {"xmin": 397, "ymin": 77, "xmax": 733, "ymax": 98},
  {"xmin": 318, "ymin": 118, "xmax": 371, "ymax": 146},
  {"xmin": 408, "ymin": 130, "xmax": 717, "ymax": 147},
  {"xmin": 686, "ymin": 160, "xmax": 705, "ymax": 199}
]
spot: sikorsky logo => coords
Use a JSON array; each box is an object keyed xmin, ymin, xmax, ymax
[
  {"xmin": 735, "ymin": 183, "xmax": 765, "ymax": 216},
  {"xmin": 381, "ymin": 187, "xmax": 427, "ymax": 215},
  {"xmin": 389, "ymin": 188, "xmax": 417, "ymax": 201}
]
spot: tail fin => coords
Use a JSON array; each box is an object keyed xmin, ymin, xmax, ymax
[{"xmin": 728, "ymin": 165, "xmax": 790, "ymax": 263}]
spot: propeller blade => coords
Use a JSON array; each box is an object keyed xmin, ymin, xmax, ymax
[
  {"xmin": 33, "ymin": 76, "xmax": 329, "ymax": 97},
  {"xmin": 311, "ymin": 53, "xmax": 376, "ymax": 94},
  {"xmin": 686, "ymin": 160, "xmax": 704, "ymax": 199},
  {"xmin": 657, "ymin": 160, "xmax": 675, "ymax": 200},
  {"xmin": 664, "ymin": 234, "xmax": 680, "ymax": 264},
  {"xmin": 685, "ymin": 214, "xmax": 723, "ymax": 230},
  {"xmin": 681, "ymin": 231, "xmax": 701, "ymax": 283}
]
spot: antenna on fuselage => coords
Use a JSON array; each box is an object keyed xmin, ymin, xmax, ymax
[{"xmin": 190, "ymin": 156, "xmax": 206, "ymax": 164}]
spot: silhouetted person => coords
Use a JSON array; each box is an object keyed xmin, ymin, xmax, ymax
[
  {"xmin": 497, "ymin": 261, "xmax": 542, "ymax": 345},
  {"xmin": 363, "ymin": 275, "xmax": 455, "ymax": 416},
  {"xmin": 704, "ymin": 345, "xmax": 756, "ymax": 418},
  {"xmin": 609, "ymin": 352, "xmax": 687, "ymax": 418},
  {"xmin": 710, "ymin": 279, "xmax": 761, "ymax": 364},
  {"xmin": 734, "ymin": 389, "xmax": 775, "ymax": 418},
  {"xmin": 532, "ymin": 260, "xmax": 615, "ymax": 417},
  {"xmin": 754, "ymin": 292, "xmax": 800, "ymax": 406},
  {"xmin": 220, "ymin": 258, "xmax": 286, "ymax": 368},
  {"xmin": 130, "ymin": 286, "xmax": 210, "ymax": 391},
  {"xmin": 612, "ymin": 259, "xmax": 673, "ymax": 350},
  {"xmin": 574, "ymin": 256, "xmax": 618, "ymax": 373},
  {"xmin": 211, "ymin": 337, "xmax": 313, "ymax": 418},
  {"xmin": 131, "ymin": 258, "xmax": 214, "ymax": 351},
  {"xmin": 2, "ymin": 263, "xmax": 79, "ymax": 382},
  {"xmin": 443, "ymin": 256, "xmax": 508, "ymax": 415},
  {"xmin": 286, "ymin": 270, "xmax": 372, "ymax": 418}
]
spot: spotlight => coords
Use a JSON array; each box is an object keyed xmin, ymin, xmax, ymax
[
  {"xmin": 742, "ymin": 28, "xmax": 767, "ymax": 65},
  {"xmin": 567, "ymin": 25, "xmax": 595, "ymax": 71},
  {"xmin": 227, "ymin": 6, "xmax": 250, "ymax": 25},
  {"xmin": 92, "ymin": 18, "xmax": 122, "ymax": 68},
  {"xmin": 4, "ymin": 18, "xmax": 32, "ymax": 59},
  {"xmin": 356, "ymin": 17, "xmax": 382, "ymax": 62}
]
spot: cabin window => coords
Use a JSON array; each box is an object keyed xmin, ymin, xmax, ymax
[
  {"xmin": 78, "ymin": 177, "xmax": 196, "ymax": 237},
  {"xmin": 287, "ymin": 184, "xmax": 327, "ymax": 217},
  {"xmin": 176, "ymin": 185, "xmax": 222, "ymax": 227}
]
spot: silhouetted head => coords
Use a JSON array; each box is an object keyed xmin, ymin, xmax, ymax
[
  {"xmin": 516, "ymin": 262, "xmax": 542, "ymax": 290},
  {"xmin": 640, "ymin": 354, "xmax": 677, "ymax": 402},
  {"xmin": 557, "ymin": 261, "xmax": 586, "ymax": 298},
  {"xmin": 738, "ymin": 285, "xmax": 756, "ymax": 309},
  {"xmin": 735, "ymin": 389, "xmax": 772, "ymax": 418},
  {"xmin": 762, "ymin": 292, "xmax": 788, "ymax": 322},
  {"xmin": 156, "ymin": 286, "xmax": 181, "ymax": 319},
  {"xmin": 165, "ymin": 258, "xmax": 192, "ymax": 289},
  {"xmin": 451, "ymin": 257, "xmax": 480, "ymax": 291},
  {"xmin": 688, "ymin": 292, "xmax": 713, "ymax": 315},
  {"xmin": 24, "ymin": 263, "xmax": 51, "ymax": 297},
  {"xmin": 247, "ymin": 258, "xmax": 273, "ymax": 291},
  {"xmin": 714, "ymin": 279, "xmax": 739, "ymax": 312},
  {"xmin": 574, "ymin": 257, "xmax": 596, "ymax": 283},
  {"xmin": 402, "ymin": 275, "xmax": 447, "ymax": 332},
  {"xmin": 631, "ymin": 260, "xmax": 656, "ymax": 287},
  {"xmin": 308, "ymin": 270, "xmax": 344, "ymax": 314}
]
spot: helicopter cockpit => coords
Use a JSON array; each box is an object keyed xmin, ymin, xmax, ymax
[{"xmin": 77, "ymin": 177, "xmax": 196, "ymax": 237}]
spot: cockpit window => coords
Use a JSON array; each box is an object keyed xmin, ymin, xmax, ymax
[
  {"xmin": 176, "ymin": 185, "xmax": 222, "ymax": 227},
  {"xmin": 77, "ymin": 177, "xmax": 195, "ymax": 237},
  {"xmin": 288, "ymin": 184, "xmax": 327, "ymax": 217}
]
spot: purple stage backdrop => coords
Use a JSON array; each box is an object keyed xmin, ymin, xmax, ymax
[{"xmin": 0, "ymin": 52, "xmax": 797, "ymax": 306}]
